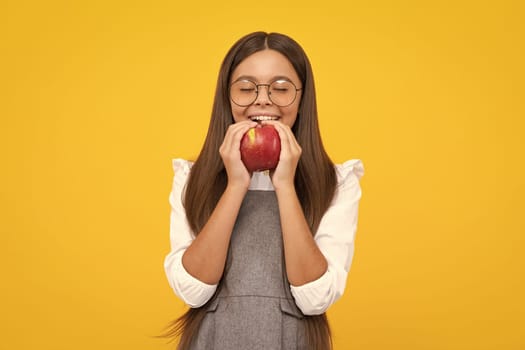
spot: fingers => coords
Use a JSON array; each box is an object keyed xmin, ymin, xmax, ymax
[
  {"xmin": 220, "ymin": 120, "xmax": 257, "ymax": 159},
  {"xmin": 262, "ymin": 120, "xmax": 302, "ymax": 162},
  {"xmin": 261, "ymin": 120, "xmax": 302, "ymax": 190},
  {"xmin": 219, "ymin": 120, "xmax": 258, "ymax": 188}
]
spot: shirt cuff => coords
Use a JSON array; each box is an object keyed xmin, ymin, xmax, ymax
[
  {"xmin": 289, "ymin": 269, "xmax": 334, "ymax": 315},
  {"xmin": 167, "ymin": 253, "xmax": 217, "ymax": 308}
]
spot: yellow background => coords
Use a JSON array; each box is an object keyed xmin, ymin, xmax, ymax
[{"xmin": 1, "ymin": 0, "xmax": 524, "ymax": 349}]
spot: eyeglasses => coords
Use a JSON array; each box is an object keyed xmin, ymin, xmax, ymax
[{"xmin": 229, "ymin": 79, "xmax": 302, "ymax": 107}]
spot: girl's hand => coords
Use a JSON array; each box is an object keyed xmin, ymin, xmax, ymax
[
  {"xmin": 219, "ymin": 120, "xmax": 258, "ymax": 189},
  {"xmin": 262, "ymin": 120, "xmax": 302, "ymax": 191}
]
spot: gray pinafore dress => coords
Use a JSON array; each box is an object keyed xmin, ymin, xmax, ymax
[{"xmin": 190, "ymin": 190, "xmax": 308, "ymax": 349}]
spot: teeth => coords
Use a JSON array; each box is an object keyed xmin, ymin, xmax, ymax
[{"xmin": 250, "ymin": 116, "xmax": 278, "ymax": 121}]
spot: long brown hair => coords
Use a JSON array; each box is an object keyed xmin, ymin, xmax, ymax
[{"xmin": 162, "ymin": 32, "xmax": 337, "ymax": 350}]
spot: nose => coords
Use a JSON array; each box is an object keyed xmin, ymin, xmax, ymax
[{"xmin": 254, "ymin": 84, "xmax": 272, "ymax": 105}]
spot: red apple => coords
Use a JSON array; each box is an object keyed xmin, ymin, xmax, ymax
[{"xmin": 240, "ymin": 125, "xmax": 281, "ymax": 172}]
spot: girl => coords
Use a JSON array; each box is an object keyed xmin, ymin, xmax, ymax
[{"xmin": 163, "ymin": 31, "xmax": 364, "ymax": 350}]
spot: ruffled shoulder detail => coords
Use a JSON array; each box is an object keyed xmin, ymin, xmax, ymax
[
  {"xmin": 335, "ymin": 159, "xmax": 364, "ymax": 184},
  {"xmin": 172, "ymin": 158, "xmax": 193, "ymax": 176}
]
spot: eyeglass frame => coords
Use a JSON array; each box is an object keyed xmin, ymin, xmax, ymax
[{"xmin": 229, "ymin": 78, "xmax": 303, "ymax": 107}]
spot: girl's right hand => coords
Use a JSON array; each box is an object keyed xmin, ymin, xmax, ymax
[{"xmin": 219, "ymin": 120, "xmax": 258, "ymax": 189}]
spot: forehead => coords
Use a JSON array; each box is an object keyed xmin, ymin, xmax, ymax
[{"xmin": 231, "ymin": 49, "xmax": 300, "ymax": 83}]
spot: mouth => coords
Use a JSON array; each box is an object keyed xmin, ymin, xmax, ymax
[{"xmin": 249, "ymin": 115, "xmax": 280, "ymax": 122}]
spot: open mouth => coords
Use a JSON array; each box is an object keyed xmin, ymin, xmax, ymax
[{"xmin": 249, "ymin": 116, "xmax": 280, "ymax": 122}]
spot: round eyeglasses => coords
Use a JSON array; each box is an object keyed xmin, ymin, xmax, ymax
[{"xmin": 229, "ymin": 79, "xmax": 302, "ymax": 107}]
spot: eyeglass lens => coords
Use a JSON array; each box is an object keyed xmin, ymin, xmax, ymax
[{"xmin": 230, "ymin": 80, "xmax": 298, "ymax": 107}]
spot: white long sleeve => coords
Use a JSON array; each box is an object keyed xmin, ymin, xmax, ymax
[
  {"xmin": 290, "ymin": 159, "xmax": 364, "ymax": 314},
  {"xmin": 163, "ymin": 159, "xmax": 217, "ymax": 307},
  {"xmin": 164, "ymin": 158, "xmax": 364, "ymax": 313}
]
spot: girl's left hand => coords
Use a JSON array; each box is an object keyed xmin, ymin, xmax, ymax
[{"xmin": 261, "ymin": 120, "xmax": 302, "ymax": 191}]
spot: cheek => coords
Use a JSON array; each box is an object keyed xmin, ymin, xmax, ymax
[
  {"xmin": 230, "ymin": 104, "xmax": 243, "ymax": 123},
  {"xmin": 281, "ymin": 111, "xmax": 297, "ymax": 127},
  {"xmin": 282, "ymin": 104, "xmax": 300, "ymax": 127}
]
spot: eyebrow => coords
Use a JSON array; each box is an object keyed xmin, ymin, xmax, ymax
[{"xmin": 232, "ymin": 75, "xmax": 294, "ymax": 83}]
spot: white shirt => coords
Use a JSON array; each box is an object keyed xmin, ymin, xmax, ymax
[{"xmin": 164, "ymin": 158, "xmax": 364, "ymax": 315}]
